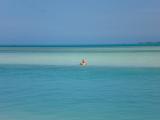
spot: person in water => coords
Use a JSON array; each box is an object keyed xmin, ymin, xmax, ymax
[{"xmin": 80, "ymin": 58, "xmax": 88, "ymax": 66}]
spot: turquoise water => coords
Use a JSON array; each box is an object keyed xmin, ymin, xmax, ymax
[{"xmin": 0, "ymin": 46, "xmax": 160, "ymax": 120}]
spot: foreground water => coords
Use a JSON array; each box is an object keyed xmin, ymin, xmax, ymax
[
  {"xmin": 0, "ymin": 46, "xmax": 160, "ymax": 120},
  {"xmin": 0, "ymin": 65, "xmax": 160, "ymax": 120}
]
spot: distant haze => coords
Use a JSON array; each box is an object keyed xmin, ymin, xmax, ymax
[{"xmin": 0, "ymin": 0, "xmax": 160, "ymax": 45}]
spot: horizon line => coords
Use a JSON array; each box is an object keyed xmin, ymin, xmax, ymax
[{"xmin": 0, "ymin": 42, "xmax": 160, "ymax": 47}]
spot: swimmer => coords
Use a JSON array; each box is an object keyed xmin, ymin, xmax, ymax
[{"xmin": 80, "ymin": 58, "xmax": 88, "ymax": 66}]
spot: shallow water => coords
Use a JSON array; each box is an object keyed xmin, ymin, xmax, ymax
[
  {"xmin": 0, "ymin": 65, "xmax": 160, "ymax": 120},
  {"xmin": 0, "ymin": 46, "xmax": 160, "ymax": 67}
]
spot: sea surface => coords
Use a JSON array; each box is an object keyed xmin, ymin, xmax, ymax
[{"xmin": 0, "ymin": 46, "xmax": 160, "ymax": 120}]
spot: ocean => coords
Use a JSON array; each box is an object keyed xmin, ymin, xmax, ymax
[{"xmin": 0, "ymin": 46, "xmax": 160, "ymax": 120}]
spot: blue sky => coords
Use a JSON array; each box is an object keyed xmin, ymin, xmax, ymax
[{"xmin": 0, "ymin": 0, "xmax": 160, "ymax": 45}]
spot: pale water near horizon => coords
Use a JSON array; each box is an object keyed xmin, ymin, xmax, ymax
[
  {"xmin": 0, "ymin": 46, "xmax": 160, "ymax": 120},
  {"xmin": 0, "ymin": 46, "xmax": 160, "ymax": 67}
]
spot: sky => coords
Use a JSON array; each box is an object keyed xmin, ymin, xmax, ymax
[{"xmin": 0, "ymin": 0, "xmax": 160, "ymax": 45}]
